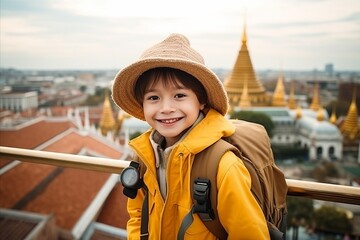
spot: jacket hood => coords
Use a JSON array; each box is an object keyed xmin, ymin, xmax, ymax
[{"xmin": 180, "ymin": 109, "xmax": 235, "ymax": 154}]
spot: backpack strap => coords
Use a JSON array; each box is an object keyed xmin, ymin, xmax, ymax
[
  {"xmin": 130, "ymin": 157, "xmax": 149, "ymax": 240},
  {"xmin": 189, "ymin": 139, "xmax": 239, "ymax": 240},
  {"xmin": 140, "ymin": 186, "xmax": 149, "ymax": 240}
]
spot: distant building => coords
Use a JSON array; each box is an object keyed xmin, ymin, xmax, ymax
[
  {"xmin": 0, "ymin": 91, "xmax": 38, "ymax": 112},
  {"xmin": 325, "ymin": 63, "xmax": 334, "ymax": 76},
  {"xmin": 293, "ymin": 108, "xmax": 343, "ymax": 161}
]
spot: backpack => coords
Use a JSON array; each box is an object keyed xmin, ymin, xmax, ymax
[
  {"xmin": 180, "ymin": 119, "xmax": 288, "ymax": 240},
  {"xmin": 127, "ymin": 119, "xmax": 288, "ymax": 240}
]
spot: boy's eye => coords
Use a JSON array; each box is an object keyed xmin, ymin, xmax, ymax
[
  {"xmin": 146, "ymin": 95, "xmax": 159, "ymax": 101},
  {"xmin": 175, "ymin": 93, "xmax": 186, "ymax": 99}
]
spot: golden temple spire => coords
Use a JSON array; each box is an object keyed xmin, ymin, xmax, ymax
[
  {"xmin": 242, "ymin": 21, "xmax": 247, "ymax": 44},
  {"xmin": 316, "ymin": 107, "xmax": 325, "ymax": 121},
  {"xmin": 99, "ymin": 89, "xmax": 116, "ymax": 136},
  {"xmin": 295, "ymin": 105, "xmax": 302, "ymax": 119},
  {"xmin": 224, "ymin": 22, "xmax": 268, "ymax": 108},
  {"xmin": 288, "ymin": 80, "xmax": 297, "ymax": 109},
  {"xmin": 340, "ymin": 90, "xmax": 359, "ymax": 140},
  {"xmin": 114, "ymin": 110, "xmax": 125, "ymax": 137},
  {"xmin": 272, "ymin": 71, "xmax": 287, "ymax": 106},
  {"xmin": 239, "ymin": 78, "xmax": 251, "ymax": 108},
  {"xmin": 329, "ymin": 104, "xmax": 337, "ymax": 124},
  {"xmin": 310, "ymin": 82, "xmax": 321, "ymax": 111}
]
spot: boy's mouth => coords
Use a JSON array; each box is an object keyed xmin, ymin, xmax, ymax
[{"xmin": 158, "ymin": 118, "xmax": 182, "ymax": 124}]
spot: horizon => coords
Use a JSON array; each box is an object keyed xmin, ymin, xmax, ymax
[{"xmin": 2, "ymin": 66, "xmax": 360, "ymax": 73}]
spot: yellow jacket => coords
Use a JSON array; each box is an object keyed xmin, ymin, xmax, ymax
[{"xmin": 127, "ymin": 109, "xmax": 270, "ymax": 239}]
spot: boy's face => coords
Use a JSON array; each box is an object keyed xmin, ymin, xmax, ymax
[{"xmin": 143, "ymin": 77, "xmax": 205, "ymax": 148}]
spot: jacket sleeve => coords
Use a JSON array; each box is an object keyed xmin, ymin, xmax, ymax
[
  {"xmin": 217, "ymin": 151, "xmax": 270, "ymax": 240},
  {"xmin": 126, "ymin": 188, "xmax": 145, "ymax": 240}
]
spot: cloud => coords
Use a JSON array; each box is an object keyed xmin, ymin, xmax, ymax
[{"xmin": 1, "ymin": 0, "xmax": 359, "ymax": 70}]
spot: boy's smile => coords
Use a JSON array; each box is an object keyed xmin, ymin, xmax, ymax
[
  {"xmin": 143, "ymin": 78, "xmax": 205, "ymax": 148},
  {"xmin": 158, "ymin": 117, "xmax": 183, "ymax": 125}
]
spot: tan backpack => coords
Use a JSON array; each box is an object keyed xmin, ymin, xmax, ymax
[{"xmin": 184, "ymin": 119, "xmax": 288, "ymax": 240}]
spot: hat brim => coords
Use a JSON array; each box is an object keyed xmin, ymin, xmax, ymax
[{"xmin": 112, "ymin": 57, "xmax": 228, "ymax": 121}]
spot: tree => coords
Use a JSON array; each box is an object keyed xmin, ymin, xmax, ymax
[
  {"xmin": 286, "ymin": 196, "xmax": 314, "ymax": 240},
  {"xmin": 230, "ymin": 111, "xmax": 274, "ymax": 137},
  {"xmin": 310, "ymin": 162, "xmax": 340, "ymax": 183},
  {"xmin": 314, "ymin": 205, "xmax": 352, "ymax": 237},
  {"xmin": 80, "ymin": 85, "xmax": 87, "ymax": 93},
  {"xmin": 83, "ymin": 87, "xmax": 106, "ymax": 106},
  {"xmin": 130, "ymin": 131, "xmax": 142, "ymax": 140}
]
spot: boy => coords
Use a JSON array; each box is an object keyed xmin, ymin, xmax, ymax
[{"xmin": 112, "ymin": 33, "xmax": 270, "ymax": 239}]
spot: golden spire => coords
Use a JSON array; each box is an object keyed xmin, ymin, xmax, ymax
[
  {"xmin": 224, "ymin": 22, "xmax": 268, "ymax": 108},
  {"xmin": 99, "ymin": 89, "xmax": 116, "ymax": 136},
  {"xmin": 114, "ymin": 110, "xmax": 125, "ymax": 137},
  {"xmin": 288, "ymin": 81, "xmax": 297, "ymax": 109},
  {"xmin": 340, "ymin": 90, "xmax": 359, "ymax": 140},
  {"xmin": 316, "ymin": 107, "xmax": 325, "ymax": 121},
  {"xmin": 272, "ymin": 71, "xmax": 287, "ymax": 106},
  {"xmin": 310, "ymin": 82, "xmax": 321, "ymax": 111},
  {"xmin": 242, "ymin": 21, "xmax": 247, "ymax": 44},
  {"xmin": 295, "ymin": 105, "xmax": 302, "ymax": 119},
  {"xmin": 329, "ymin": 104, "xmax": 337, "ymax": 124},
  {"xmin": 238, "ymin": 78, "xmax": 251, "ymax": 108}
]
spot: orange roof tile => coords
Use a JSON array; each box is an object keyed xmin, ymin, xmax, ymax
[
  {"xmin": 1, "ymin": 117, "xmax": 127, "ymax": 231},
  {"xmin": 0, "ymin": 119, "xmax": 76, "ymax": 149}
]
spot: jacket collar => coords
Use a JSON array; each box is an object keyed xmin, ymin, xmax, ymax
[{"xmin": 179, "ymin": 109, "xmax": 235, "ymax": 154}]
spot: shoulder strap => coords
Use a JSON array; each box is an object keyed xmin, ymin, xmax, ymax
[
  {"xmin": 191, "ymin": 139, "xmax": 239, "ymax": 240},
  {"xmin": 133, "ymin": 157, "xmax": 149, "ymax": 239}
]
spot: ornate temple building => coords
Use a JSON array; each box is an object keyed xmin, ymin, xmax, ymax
[
  {"xmin": 224, "ymin": 25, "xmax": 270, "ymax": 107},
  {"xmin": 224, "ymin": 24, "xmax": 359, "ymax": 162}
]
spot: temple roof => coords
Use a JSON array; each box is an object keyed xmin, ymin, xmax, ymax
[
  {"xmin": 272, "ymin": 72, "xmax": 287, "ymax": 107},
  {"xmin": 298, "ymin": 116, "xmax": 342, "ymax": 140},
  {"xmin": 340, "ymin": 91, "xmax": 360, "ymax": 140},
  {"xmin": 288, "ymin": 81, "xmax": 297, "ymax": 109},
  {"xmin": 310, "ymin": 82, "xmax": 321, "ymax": 111},
  {"xmin": 238, "ymin": 79, "xmax": 251, "ymax": 108},
  {"xmin": 224, "ymin": 24, "xmax": 268, "ymax": 106},
  {"xmin": 329, "ymin": 104, "xmax": 337, "ymax": 124},
  {"xmin": 99, "ymin": 90, "xmax": 116, "ymax": 136}
]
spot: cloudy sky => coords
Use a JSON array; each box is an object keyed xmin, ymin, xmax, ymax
[{"xmin": 1, "ymin": 0, "xmax": 359, "ymax": 71}]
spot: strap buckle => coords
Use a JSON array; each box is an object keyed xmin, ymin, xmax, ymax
[{"xmin": 193, "ymin": 178, "xmax": 215, "ymax": 221}]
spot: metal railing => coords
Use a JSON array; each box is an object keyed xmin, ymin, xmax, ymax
[{"xmin": 1, "ymin": 146, "xmax": 359, "ymax": 205}]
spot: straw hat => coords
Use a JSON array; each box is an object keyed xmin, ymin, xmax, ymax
[{"xmin": 112, "ymin": 33, "xmax": 228, "ymax": 120}]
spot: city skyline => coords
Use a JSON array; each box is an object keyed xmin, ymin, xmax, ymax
[{"xmin": 1, "ymin": 0, "xmax": 360, "ymax": 71}]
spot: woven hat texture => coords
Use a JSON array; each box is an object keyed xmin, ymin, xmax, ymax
[{"xmin": 112, "ymin": 33, "xmax": 228, "ymax": 120}]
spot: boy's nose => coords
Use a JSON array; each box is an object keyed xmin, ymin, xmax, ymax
[{"xmin": 160, "ymin": 99, "xmax": 176, "ymax": 113}]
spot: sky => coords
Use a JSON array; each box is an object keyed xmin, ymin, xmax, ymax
[{"xmin": 1, "ymin": 0, "xmax": 360, "ymax": 71}]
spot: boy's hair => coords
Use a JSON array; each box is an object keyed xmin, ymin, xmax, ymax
[{"xmin": 135, "ymin": 67, "xmax": 208, "ymax": 106}]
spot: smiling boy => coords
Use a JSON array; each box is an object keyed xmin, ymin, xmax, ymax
[{"xmin": 112, "ymin": 33, "xmax": 269, "ymax": 239}]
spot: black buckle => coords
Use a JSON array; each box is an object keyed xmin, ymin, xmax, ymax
[{"xmin": 193, "ymin": 178, "xmax": 215, "ymax": 221}]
